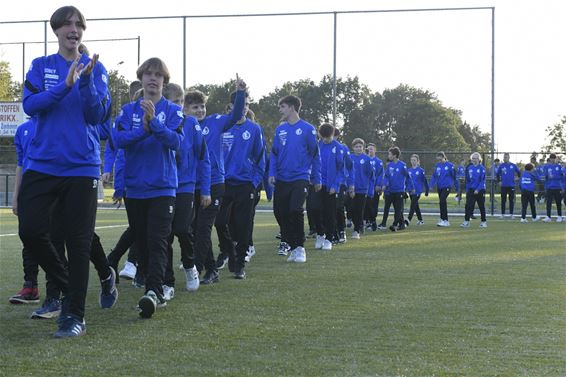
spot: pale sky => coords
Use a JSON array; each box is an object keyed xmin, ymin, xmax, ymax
[{"xmin": 1, "ymin": 0, "xmax": 564, "ymax": 158}]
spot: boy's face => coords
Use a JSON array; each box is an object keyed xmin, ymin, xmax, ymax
[
  {"xmin": 436, "ymin": 155, "xmax": 444, "ymax": 162},
  {"xmin": 169, "ymin": 95, "xmax": 183, "ymax": 107},
  {"xmin": 184, "ymin": 102, "xmax": 206, "ymax": 120},
  {"xmin": 410, "ymin": 157, "xmax": 418, "ymax": 166},
  {"xmin": 388, "ymin": 151, "xmax": 395, "ymax": 161},
  {"xmin": 367, "ymin": 145, "xmax": 375, "ymax": 155},
  {"xmin": 55, "ymin": 12, "xmax": 84, "ymax": 52},
  {"xmin": 278, "ymin": 103, "xmax": 294, "ymax": 121},
  {"xmin": 353, "ymin": 143, "xmax": 364, "ymax": 154},
  {"xmin": 472, "ymin": 155, "xmax": 480, "ymax": 165},
  {"xmin": 503, "ymin": 154, "xmax": 510, "ymax": 163},
  {"xmin": 141, "ymin": 68, "xmax": 164, "ymax": 96}
]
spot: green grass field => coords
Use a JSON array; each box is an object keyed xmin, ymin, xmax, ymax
[{"xmin": 0, "ymin": 208, "xmax": 565, "ymax": 376}]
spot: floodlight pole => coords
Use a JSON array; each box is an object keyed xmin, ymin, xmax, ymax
[
  {"xmin": 332, "ymin": 12, "xmax": 337, "ymax": 127},
  {"xmin": 21, "ymin": 43, "xmax": 25, "ymax": 85},
  {"xmin": 490, "ymin": 7, "xmax": 495, "ymax": 215},
  {"xmin": 43, "ymin": 21, "xmax": 47, "ymax": 56},
  {"xmin": 137, "ymin": 36, "xmax": 141, "ymax": 66}
]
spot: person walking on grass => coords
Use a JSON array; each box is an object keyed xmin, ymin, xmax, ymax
[{"xmin": 460, "ymin": 152, "xmax": 487, "ymax": 229}]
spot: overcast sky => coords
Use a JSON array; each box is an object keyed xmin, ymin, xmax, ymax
[{"xmin": 1, "ymin": 0, "xmax": 564, "ymax": 158}]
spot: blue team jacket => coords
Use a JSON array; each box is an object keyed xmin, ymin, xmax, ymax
[
  {"xmin": 497, "ymin": 162, "xmax": 521, "ymax": 187},
  {"xmin": 112, "ymin": 97, "xmax": 184, "ymax": 199},
  {"xmin": 520, "ymin": 170, "xmax": 540, "ymax": 192},
  {"xmin": 222, "ymin": 119, "xmax": 264, "ymax": 186},
  {"xmin": 319, "ymin": 140, "xmax": 343, "ymax": 192},
  {"xmin": 430, "ymin": 161, "xmax": 458, "ymax": 191},
  {"xmin": 543, "ymin": 163, "xmax": 563, "ymax": 190},
  {"xmin": 466, "ymin": 164, "xmax": 486, "ymax": 191},
  {"xmin": 269, "ymin": 119, "xmax": 321, "ymax": 184},
  {"xmin": 408, "ymin": 166, "xmax": 429, "ymax": 196},
  {"xmin": 23, "ymin": 53, "xmax": 110, "ymax": 178},
  {"xmin": 178, "ymin": 116, "xmax": 211, "ymax": 195},
  {"xmin": 200, "ymin": 90, "xmax": 245, "ymax": 186},
  {"xmin": 351, "ymin": 153, "xmax": 374, "ymax": 194},
  {"xmin": 384, "ymin": 160, "xmax": 414, "ymax": 194},
  {"xmin": 14, "ymin": 119, "xmax": 36, "ymax": 173}
]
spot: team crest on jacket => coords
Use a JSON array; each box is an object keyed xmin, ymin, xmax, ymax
[
  {"xmin": 445, "ymin": 166, "xmax": 449, "ymax": 170},
  {"xmin": 360, "ymin": 159, "xmax": 365, "ymax": 164},
  {"xmin": 202, "ymin": 126, "xmax": 210, "ymax": 135},
  {"xmin": 332, "ymin": 147, "xmax": 336, "ymax": 153},
  {"xmin": 177, "ymin": 110, "xmax": 183, "ymax": 118},
  {"xmin": 157, "ymin": 111, "xmax": 166, "ymax": 124},
  {"xmin": 195, "ymin": 124, "xmax": 201, "ymax": 131},
  {"xmin": 242, "ymin": 130, "xmax": 251, "ymax": 140},
  {"xmin": 296, "ymin": 128, "xmax": 302, "ymax": 136}
]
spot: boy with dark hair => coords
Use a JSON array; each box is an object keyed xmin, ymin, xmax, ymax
[
  {"xmin": 542, "ymin": 153, "xmax": 563, "ymax": 222},
  {"xmin": 430, "ymin": 151, "xmax": 458, "ymax": 227},
  {"xmin": 269, "ymin": 95, "xmax": 321, "ymax": 263},
  {"xmin": 364, "ymin": 143, "xmax": 383, "ymax": 231},
  {"xmin": 18, "ymin": 6, "xmax": 110, "ymax": 337},
  {"xmin": 311, "ymin": 123, "xmax": 342, "ymax": 251},
  {"xmin": 183, "ymin": 75, "xmax": 246, "ymax": 284},
  {"xmin": 519, "ymin": 163, "xmax": 540, "ymax": 222},
  {"xmin": 496, "ymin": 153, "xmax": 521, "ymax": 219},
  {"xmin": 214, "ymin": 92, "xmax": 264, "ymax": 279},
  {"xmin": 113, "ymin": 57, "xmax": 183, "ymax": 318},
  {"xmin": 381, "ymin": 147, "xmax": 414, "ymax": 231},
  {"xmin": 162, "ymin": 83, "xmax": 210, "ymax": 298}
]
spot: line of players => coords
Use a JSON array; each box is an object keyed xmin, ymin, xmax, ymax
[{"xmin": 8, "ymin": 6, "xmax": 566, "ymax": 338}]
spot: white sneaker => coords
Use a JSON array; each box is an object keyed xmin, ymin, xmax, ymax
[
  {"xmin": 376, "ymin": 225, "xmax": 387, "ymax": 231},
  {"xmin": 351, "ymin": 231, "xmax": 360, "ymax": 239},
  {"xmin": 315, "ymin": 235, "xmax": 325, "ymax": 249},
  {"xmin": 499, "ymin": 215, "xmax": 505, "ymax": 220},
  {"xmin": 293, "ymin": 247, "xmax": 306, "ymax": 263},
  {"xmin": 445, "ymin": 221, "xmax": 450, "ymax": 227},
  {"xmin": 520, "ymin": 218, "xmax": 528, "ymax": 223},
  {"xmin": 438, "ymin": 220, "xmax": 450, "ymax": 227},
  {"xmin": 480, "ymin": 221, "xmax": 488, "ymax": 228},
  {"xmin": 543, "ymin": 216, "xmax": 552, "ymax": 223},
  {"xmin": 162, "ymin": 285, "xmax": 175, "ymax": 301},
  {"xmin": 178, "ymin": 263, "xmax": 184, "ymax": 271},
  {"xmin": 460, "ymin": 221, "xmax": 470, "ymax": 228},
  {"xmin": 322, "ymin": 239, "xmax": 332, "ymax": 251},
  {"xmin": 119, "ymin": 261, "xmax": 136, "ymax": 280},
  {"xmin": 286, "ymin": 248, "xmax": 297, "ymax": 262},
  {"xmin": 416, "ymin": 220, "xmax": 424, "ymax": 225},
  {"xmin": 245, "ymin": 245, "xmax": 256, "ymax": 263},
  {"xmin": 185, "ymin": 266, "xmax": 200, "ymax": 292},
  {"xmin": 557, "ymin": 217, "xmax": 563, "ymax": 223},
  {"xmin": 533, "ymin": 216, "xmax": 541, "ymax": 222},
  {"xmin": 436, "ymin": 220, "xmax": 444, "ymax": 226},
  {"xmin": 562, "ymin": 216, "xmax": 566, "ymax": 222}
]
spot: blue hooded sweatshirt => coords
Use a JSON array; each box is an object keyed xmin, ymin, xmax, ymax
[
  {"xmin": 497, "ymin": 162, "xmax": 521, "ymax": 188},
  {"xmin": 318, "ymin": 140, "xmax": 343, "ymax": 192},
  {"xmin": 384, "ymin": 160, "xmax": 414, "ymax": 194},
  {"xmin": 351, "ymin": 153, "xmax": 374, "ymax": 194},
  {"xmin": 177, "ymin": 116, "xmax": 211, "ymax": 195},
  {"xmin": 408, "ymin": 166, "xmax": 429, "ymax": 196},
  {"xmin": 269, "ymin": 119, "xmax": 321, "ymax": 184},
  {"xmin": 466, "ymin": 164, "xmax": 486, "ymax": 191},
  {"xmin": 14, "ymin": 119, "xmax": 36, "ymax": 173},
  {"xmin": 520, "ymin": 170, "xmax": 540, "ymax": 192},
  {"xmin": 430, "ymin": 161, "xmax": 458, "ymax": 191},
  {"xmin": 222, "ymin": 119, "xmax": 264, "ymax": 186},
  {"xmin": 112, "ymin": 97, "xmax": 184, "ymax": 199},
  {"xmin": 199, "ymin": 90, "xmax": 245, "ymax": 186},
  {"xmin": 544, "ymin": 163, "xmax": 563, "ymax": 190},
  {"xmin": 23, "ymin": 53, "xmax": 110, "ymax": 178}
]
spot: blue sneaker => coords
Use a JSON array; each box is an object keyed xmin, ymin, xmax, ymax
[
  {"xmin": 100, "ymin": 267, "xmax": 118, "ymax": 309},
  {"xmin": 53, "ymin": 315, "xmax": 86, "ymax": 338},
  {"xmin": 31, "ymin": 297, "xmax": 61, "ymax": 319}
]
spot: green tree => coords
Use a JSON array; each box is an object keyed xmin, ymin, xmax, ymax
[
  {"xmin": 0, "ymin": 61, "xmax": 21, "ymax": 101},
  {"xmin": 541, "ymin": 115, "xmax": 566, "ymax": 158},
  {"xmin": 457, "ymin": 121, "xmax": 491, "ymax": 152},
  {"xmin": 107, "ymin": 69, "xmax": 131, "ymax": 120}
]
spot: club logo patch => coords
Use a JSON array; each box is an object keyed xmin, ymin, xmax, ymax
[
  {"xmin": 296, "ymin": 128, "xmax": 302, "ymax": 136},
  {"xmin": 242, "ymin": 130, "xmax": 251, "ymax": 140},
  {"xmin": 202, "ymin": 126, "xmax": 210, "ymax": 135},
  {"xmin": 157, "ymin": 111, "xmax": 166, "ymax": 124}
]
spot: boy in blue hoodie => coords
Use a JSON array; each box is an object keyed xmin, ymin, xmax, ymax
[
  {"xmin": 311, "ymin": 123, "xmax": 343, "ymax": 251},
  {"xmin": 183, "ymin": 77, "xmax": 246, "ymax": 283},
  {"xmin": 161, "ymin": 83, "xmax": 210, "ymax": 298},
  {"xmin": 519, "ymin": 163, "xmax": 540, "ymax": 222},
  {"xmin": 364, "ymin": 143, "xmax": 383, "ymax": 232},
  {"xmin": 381, "ymin": 147, "xmax": 414, "ymax": 232},
  {"xmin": 113, "ymin": 58, "xmax": 183, "ymax": 319},
  {"xmin": 214, "ymin": 90, "xmax": 264, "ymax": 279},
  {"xmin": 460, "ymin": 152, "xmax": 487, "ymax": 228},
  {"xmin": 349, "ymin": 138, "xmax": 374, "ymax": 239},
  {"xmin": 407, "ymin": 154, "xmax": 429, "ymax": 225},
  {"xmin": 18, "ymin": 6, "xmax": 110, "ymax": 338},
  {"xmin": 542, "ymin": 153, "xmax": 563, "ymax": 222},
  {"xmin": 269, "ymin": 95, "xmax": 321, "ymax": 263},
  {"xmin": 496, "ymin": 153, "xmax": 521, "ymax": 219},
  {"xmin": 430, "ymin": 151, "xmax": 458, "ymax": 227}
]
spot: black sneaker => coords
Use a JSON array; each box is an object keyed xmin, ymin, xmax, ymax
[
  {"xmin": 404, "ymin": 219, "xmax": 410, "ymax": 227},
  {"xmin": 138, "ymin": 290, "xmax": 166, "ymax": 319},
  {"xmin": 389, "ymin": 225, "xmax": 397, "ymax": 232},
  {"xmin": 277, "ymin": 242, "xmax": 290, "ymax": 256},
  {"xmin": 200, "ymin": 270, "xmax": 219, "ymax": 285},
  {"xmin": 234, "ymin": 268, "xmax": 246, "ymax": 280},
  {"xmin": 216, "ymin": 254, "xmax": 229, "ymax": 270},
  {"xmin": 338, "ymin": 231, "xmax": 346, "ymax": 243},
  {"xmin": 371, "ymin": 222, "xmax": 377, "ymax": 231},
  {"xmin": 275, "ymin": 233, "xmax": 282, "ymax": 239}
]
